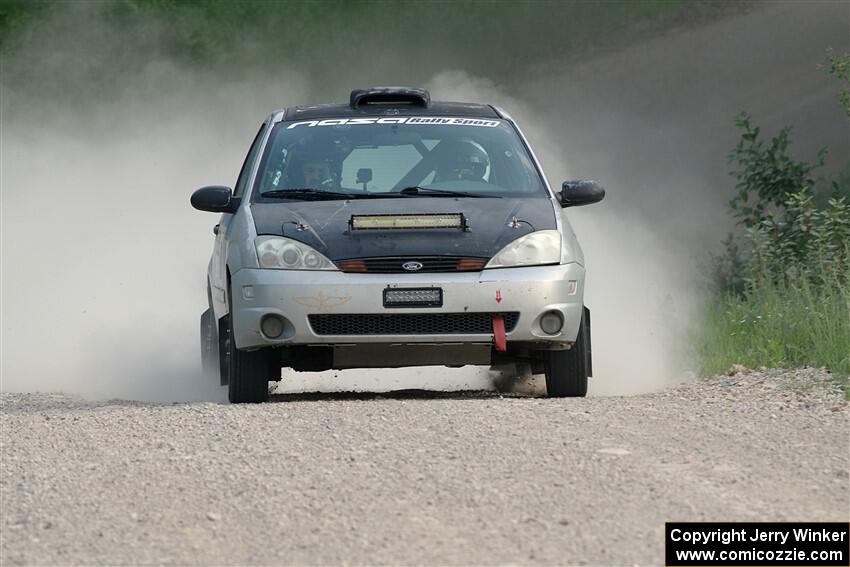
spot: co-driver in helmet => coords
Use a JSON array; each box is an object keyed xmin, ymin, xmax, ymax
[{"xmin": 432, "ymin": 139, "xmax": 490, "ymax": 183}]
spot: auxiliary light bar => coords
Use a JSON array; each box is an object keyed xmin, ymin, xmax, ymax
[{"xmin": 350, "ymin": 213, "xmax": 466, "ymax": 230}]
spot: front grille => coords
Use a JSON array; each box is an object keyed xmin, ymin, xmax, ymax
[
  {"xmin": 337, "ymin": 256, "xmax": 488, "ymax": 273},
  {"xmin": 309, "ymin": 312, "xmax": 520, "ymax": 336}
]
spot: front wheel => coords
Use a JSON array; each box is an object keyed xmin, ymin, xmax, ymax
[
  {"xmin": 227, "ymin": 336, "xmax": 271, "ymax": 404},
  {"xmin": 223, "ymin": 312, "xmax": 271, "ymax": 404},
  {"xmin": 543, "ymin": 311, "xmax": 589, "ymax": 398}
]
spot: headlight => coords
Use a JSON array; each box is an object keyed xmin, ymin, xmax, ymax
[
  {"xmin": 485, "ymin": 230, "xmax": 561, "ymax": 268},
  {"xmin": 255, "ymin": 236, "xmax": 337, "ymax": 270}
]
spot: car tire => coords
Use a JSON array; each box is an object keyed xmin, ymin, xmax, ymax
[
  {"xmin": 225, "ymin": 292, "xmax": 270, "ymax": 404},
  {"xmin": 200, "ymin": 308, "xmax": 217, "ymax": 376},
  {"xmin": 543, "ymin": 313, "xmax": 589, "ymax": 398},
  {"xmin": 226, "ymin": 329, "xmax": 271, "ymax": 403}
]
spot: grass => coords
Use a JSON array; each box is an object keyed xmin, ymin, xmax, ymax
[{"xmin": 697, "ymin": 267, "xmax": 850, "ymax": 397}]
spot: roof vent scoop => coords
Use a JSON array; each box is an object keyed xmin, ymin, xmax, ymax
[{"xmin": 349, "ymin": 87, "xmax": 430, "ymax": 109}]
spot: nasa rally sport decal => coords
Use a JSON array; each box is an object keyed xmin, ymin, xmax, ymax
[{"xmin": 287, "ymin": 117, "xmax": 501, "ymax": 129}]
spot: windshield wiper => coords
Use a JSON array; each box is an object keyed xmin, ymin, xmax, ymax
[
  {"xmin": 399, "ymin": 186, "xmax": 500, "ymax": 198},
  {"xmin": 261, "ymin": 187, "xmax": 500, "ymax": 201},
  {"xmin": 262, "ymin": 188, "xmax": 375, "ymax": 200}
]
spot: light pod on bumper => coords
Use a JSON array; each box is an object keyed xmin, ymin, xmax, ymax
[{"xmin": 383, "ymin": 287, "xmax": 443, "ymax": 308}]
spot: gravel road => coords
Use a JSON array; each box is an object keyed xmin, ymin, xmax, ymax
[{"xmin": 2, "ymin": 368, "xmax": 847, "ymax": 565}]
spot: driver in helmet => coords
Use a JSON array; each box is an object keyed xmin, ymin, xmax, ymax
[
  {"xmin": 433, "ymin": 139, "xmax": 490, "ymax": 183},
  {"xmin": 288, "ymin": 138, "xmax": 341, "ymax": 189},
  {"xmin": 302, "ymin": 158, "xmax": 336, "ymax": 188}
]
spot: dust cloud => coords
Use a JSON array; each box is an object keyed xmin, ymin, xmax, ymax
[
  {"xmin": 0, "ymin": 83, "xmax": 303, "ymax": 402},
  {"xmin": 3, "ymin": 2, "xmax": 846, "ymax": 400},
  {"xmin": 1, "ymin": 5, "xmax": 312, "ymax": 401}
]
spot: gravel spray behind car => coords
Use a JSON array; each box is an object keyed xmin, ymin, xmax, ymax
[{"xmin": 191, "ymin": 87, "xmax": 605, "ymax": 402}]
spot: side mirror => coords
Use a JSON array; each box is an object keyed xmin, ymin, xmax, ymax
[
  {"xmin": 191, "ymin": 186, "xmax": 239, "ymax": 213},
  {"xmin": 559, "ymin": 179, "xmax": 605, "ymax": 208}
]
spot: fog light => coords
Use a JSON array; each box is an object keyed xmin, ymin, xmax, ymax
[
  {"xmin": 540, "ymin": 311, "xmax": 564, "ymax": 335},
  {"xmin": 260, "ymin": 315, "xmax": 285, "ymax": 339}
]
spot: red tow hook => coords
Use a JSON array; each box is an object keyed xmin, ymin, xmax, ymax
[{"xmin": 492, "ymin": 314, "xmax": 507, "ymax": 352}]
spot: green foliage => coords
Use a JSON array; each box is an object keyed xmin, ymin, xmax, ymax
[
  {"xmin": 745, "ymin": 189, "xmax": 850, "ymax": 287},
  {"xmin": 0, "ymin": 0, "xmax": 49, "ymax": 39},
  {"xmin": 0, "ymin": 0, "xmax": 701, "ymax": 102},
  {"xmin": 822, "ymin": 49, "xmax": 850, "ymax": 117},
  {"xmin": 0, "ymin": 0, "xmax": 686, "ymax": 64},
  {"xmin": 717, "ymin": 113, "xmax": 839, "ymax": 293},
  {"xmin": 701, "ymin": 112, "xmax": 850, "ymax": 388},
  {"xmin": 697, "ymin": 268, "xmax": 850, "ymax": 386},
  {"xmin": 728, "ymin": 112, "xmax": 826, "ymax": 228}
]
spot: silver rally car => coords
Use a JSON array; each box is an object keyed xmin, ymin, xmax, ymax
[{"xmin": 192, "ymin": 87, "xmax": 605, "ymax": 403}]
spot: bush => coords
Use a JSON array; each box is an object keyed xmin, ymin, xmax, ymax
[
  {"xmin": 744, "ymin": 189, "xmax": 850, "ymax": 287},
  {"xmin": 728, "ymin": 112, "xmax": 825, "ymax": 229},
  {"xmin": 699, "ymin": 108, "xmax": 850, "ymax": 391},
  {"xmin": 823, "ymin": 49, "xmax": 850, "ymax": 117},
  {"xmin": 715, "ymin": 113, "xmax": 846, "ymax": 293}
]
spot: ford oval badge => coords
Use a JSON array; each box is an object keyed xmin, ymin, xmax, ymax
[{"xmin": 402, "ymin": 261, "xmax": 423, "ymax": 272}]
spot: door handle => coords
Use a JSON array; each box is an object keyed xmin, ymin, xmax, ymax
[{"xmin": 213, "ymin": 224, "xmax": 220, "ymax": 235}]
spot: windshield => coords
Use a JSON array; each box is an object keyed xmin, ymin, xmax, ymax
[{"xmin": 251, "ymin": 117, "xmax": 547, "ymax": 200}]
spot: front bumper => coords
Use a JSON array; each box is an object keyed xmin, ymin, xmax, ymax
[{"xmin": 230, "ymin": 263, "xmax": 585, "ymax": 350}]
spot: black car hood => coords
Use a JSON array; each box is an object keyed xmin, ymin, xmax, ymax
[{"xmin": 250, "ymin": 197, "xmax": 557, "ymax": 261}]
